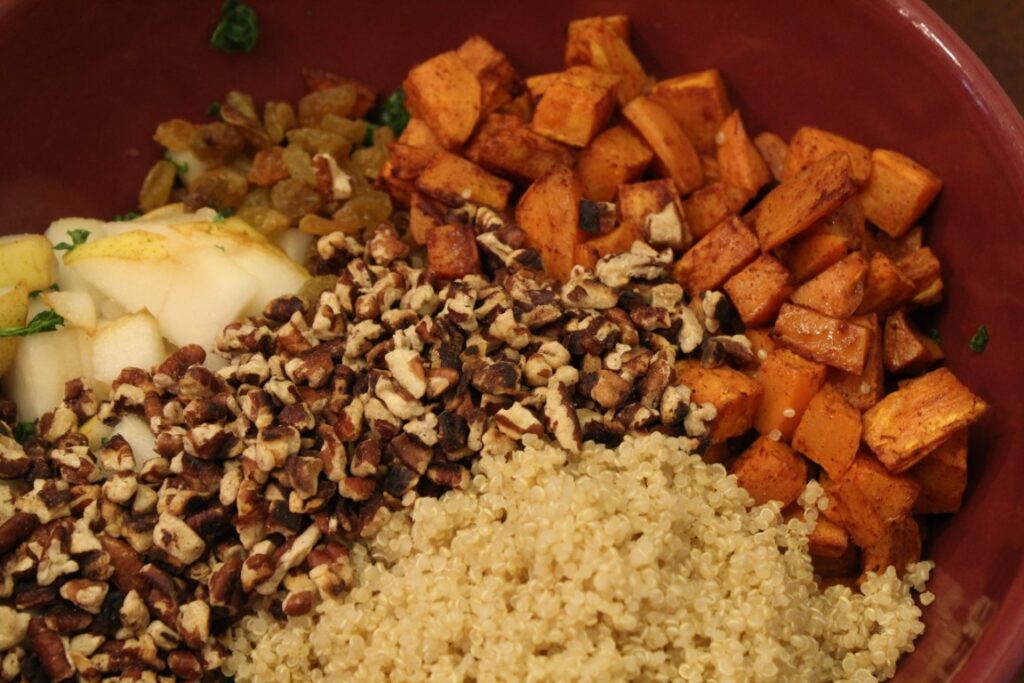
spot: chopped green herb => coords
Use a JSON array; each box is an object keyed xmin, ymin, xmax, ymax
[
  {"xmin": 100, "ymin": 436, "xmax": 110, "ymax": 447},
  {"xmin": 114, "ymin": 211, "xmax": 141, "ymax": 222},
  {"xmin": 13, "ymin": 421, "xmax": 36, "ymax": 444},
  {"xmin": 210, "ymin": 0, "xmax": 260, "ymax": 54},
  {"xmin": 214, "ymin": 245, "xmax": 226, "ymax": 252},
  {"xmin": 54, "ymin": 229, "xmax": 90, "ymax": 253},
  {"xmin": 213, "ymin": 208, "xmax": 234, "ymax": 223},
  {"xmin": 165, "ymin": 152, "xmax": 190, "ymax": 175},
  {"xmin": 969, "ymin": 324, "xmax": 989, "ymax": 353},
  {"xmin": 925, "ymin": 327, "xmax": 941, "ymax": 345},
  {"xmin": 207, "ymin": 101, "xmax": 222, "ymax": 118},
  {"xmin": 29, "ymin": 283, "xmax": 59, "ymax": 299},
  {"xmin": 0, "ymin": 310, "xmax": 65, "ymax": 338},
  {"xmin": 363, "ymin": 87, "xmax": 410, "ymax": 144}
]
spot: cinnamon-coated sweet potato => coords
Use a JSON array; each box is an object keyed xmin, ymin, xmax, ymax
[
  {"xmin": 722, "ymin": 254, "xmax": 794, "ymax": 328},
  {"xmin": 754, "ymin": 131, "xmax": 789, "ymax": 182},
  {"xmin": 416, "ymin": 151, "xmax": 513, "ymax": 210},
  {"xmin": 526, "ymin": 72, "xmax": 560, "ymax": 102},
  {"xmin": 409, "ymin": 191, "xmax": 446, "ymax": 246},
  {"xmin": 908, "ymin": 428, "xmax": 968, "ymax": 514},
  {"xmin": 426, "ymin": 223, "xmax": 481, "ymax": 280},
  {"xmin": 671, "ymin": 216, "xmax": 759, "ymax": 296},
  {"xmin": 648, "ymin": 69, "xmax": 732, "ymax": 153},
  {"xmin": 465, "ymin": 114, "xmax": 575, "ymax": 184},
  {"xmin": 456, "ymin": 35, "xmax": 521, "ymax": 117},
  {"xmin": 622, "ymin": 96, "xmax": 704, "ymax": 194},
  {"xmin": 744, "ymin": 328, "xmax": 777, "ymax": 365},
  {"xmin": 716, "ymin": 110, "xmax": 772, "ymax": 196},
  {"xmin": 574, "ymin": 221, "xmax": 644, "ymax": 270},
  {"xmin": 898, "ymin": 247, "xmax": 944, "ymax": 307},
  {"xmin": 616, "ymin": 179, "xmax": 690, "ymax": 250},
  {"xmin": 403, "ymin": 51, "xmax": 482, "ymax": 149},
  {"xmin": 829, "ymin": 314, "xmax": 884, "ymax": 410},
  {"xmin": 565, "ymin": 16, "xmax": 649, "ymax": 104},
  {"xmin": 790, "ymin": 251, "xmax": 869, "ymax": 319},
  {"xmin": 675, "ymin": 361, "xmax": 764, "ymax": 442},
  {"xmin": 774, "ymin": 303, "xmax": 871, "ymax": 374},
  {"xmin": 753, "ymin": 348, "xmax": 828, "ymax": 440},
  {"xmin": 531, "ymin": 66, "xmax": 620, "ymax": 147},
  {"xmin": 882, "ymin": 308, "xmax": 944, "ymax": 374},
  {"xmin": 516, "ymin": 166, "xmax": 586, "ymax": 281},
  {"xmin": 823, "ymin": 454, "xmax": 919, "ymax": 547},
  {"xmin": 783, "ymin": 233, "xmax": 849, "ymax": 284},
  {"xmin": 792, "ymin": 383, "xmax": 861, "ymax": 478},
  {"xmin": 855, "ymin": 251, "xmax": 916, "ymax": 315},
  {"xmin": 681, "ymin": 181, "xmax": 750, "ymax": 239},
  {"xmin": 860, "ymin": 516, "xmax": 921, "ymax": 582},
  {"xmin": 783, "ymin": 126, "xmax": 873, "ymax": 185},
  {"xmin": 729, "ymin": 435, "xmax": 808, "ymax": 506},
  {"xmin": 576, "ymin": 125, "xmax": 654, "ymax": 201},
  {"xmin": 861, "ymin": 148, "xmax": 942, "ymax": 237}
]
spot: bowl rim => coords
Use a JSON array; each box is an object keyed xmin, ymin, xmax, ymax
[{"xmin": 883, "ymin": 2, "xmax": 1024, "ymax": 679}]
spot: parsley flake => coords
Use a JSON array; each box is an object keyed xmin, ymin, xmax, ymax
[
  {"xmin": 925, "ymin": 327, "xmax": 941, "ymax": 345},
  {"xmin": 210, "ymin": 0, "xmax": 260, "ymax": 54},
  {"xmin": 54, "ymin": 229, "xmax": 90, "ymax": 253},
  {"xmin": 213, "ymin": 208, "xmax": 234, "ymax": 223},
  {"xmin": 969, "ymin": 324, "xmax": 989, "ymax": 353},
  {"xmin": 363, "ymin": 87, "xmax": 410, "ymax": 144},
  {"xmin": 29, "ymin": 284, "xmax": 59, "ymax": 299},
  {"xmin": 207, "ymin": 101, "xmax": 222, "ymax": 118},
  {"xmin": 165, "ymin": 152, "xmax": 190, "ymax": 175},
  {"xmin": 0, "ymin": 310, "xmax": 65, "ymax": 338},
  {"xmin": 14, "ymin": 421, "xmax": 36, "ymax": 444},
  {"xmin": 114, "ymin": 211, "xmax": 141, "ymax": 222}
]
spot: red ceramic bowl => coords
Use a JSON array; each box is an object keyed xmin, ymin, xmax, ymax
[{"xmin": 1, "ymin": 0, "xmax": 1022, "ymax": 680}]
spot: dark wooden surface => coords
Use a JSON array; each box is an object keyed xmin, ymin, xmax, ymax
[{"xmin": 927, "ymin": 0, "xmax": 1024, "ymax": 112}]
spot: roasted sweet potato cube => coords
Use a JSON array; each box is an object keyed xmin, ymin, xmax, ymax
[
  {"xmin": 576, "ymin": 126, "xmax": 654, "ymax": 201},
  {"xmin": 675, "ymin": 362, "xmax": 764, "ymax": 442},
  {"xmin": 377, "ymin": 161, "xmax": 417, "ymax": 206},
  {"xmin": 671, "ymin": 216, "xmax": 759, "ymax": 296},
  {"xmin": 898, "ymin": 247, "xmax": 944, "ymax": 307},
  {"xmin": 744, "ymin": 328, "xmax": 777, "ymax": 365},
  {"xmin": 883, "ymin": 308, "xmax": 944, "ymax": 374},
  {"xmin": 824, "ymin": 454, "xmax": 919, "ymax": 547},
  {"xmin": 860, "ymin": 517, "xmax": 921, "ymax": 581},
  {"xmin": 464, "ymin": 114, "xmax": 576, "ymax": 184},
  {"xmin": 774, "ymin": 303, "xmax": 871, "ymax": 374},
  {"xmin": 415, "ymin": 152, "xmax": 513, "ymax": 210},
  {"xmin": 717, "ymin": 110, "xmax": 772, "ymax": 196},
  {"xmin": 616, "ymin": 179, "xmax": 691, "ymax": 250},
  {"xmin": 861, "ymin": 149, "xmax": 942, "ymax": 237},
  {"xmin": 754, "ymin": 132, "xmax": 788, "ymax": 182},
  {"xmin": 565, "ymin": 16, "xmax": 649, "ymax": 104},
  {"xmin": 403, "ymin": 51, "xmax": 482, "ymax": 149},
  {"xmin": 829, "ymin": 314, "xmax": 884, "ymax": 410},
  {"xmin": 792, "ymin": 384, "xmax": 861, "ymax": 478},
  {"xmin": 623, "ymin": 96, "xmax": 704, "ymax": 194},
  {"xmin": 681, "ymin": 182, "xmax": 750, "ymax": 239},
  {"xmin": 909, "ymin": 428, "xmax": 968, "ymax": 514},
  {"xmin": 875, "ymin": 225, "xmax": 923, "ymax": 262},
  {"xmin": 784, "ymin": 233, "xmax": 849, "ymax": 284},
  {"xmin": 729, "ymin": 436, "xmax": 808, "ymax": 506},
  {"xmin": 387, "ymin": 142, "xmax": 439, "ymax": 180},
  {"xmin": 574, "ymin": 221, "xmax": 644, "ymax": 270},
  {"xmin": 783, "ymin": 127, "xmax": 873, "ymax": 185},
  {"xmin": 496, "ymin": 92, "xmax": 533, "ymax": 122},
  {"xmin": 790, "ymin": 251, "xmax": 869, "ymax": 319},
  {"xmin": 427, "ymin": 224, "xmax": 481, "ymax": 280},
  {"xmin": 813, "ymin": 541, "xmax": 860, "ymax": 579},
  {"xmin": 516, "ymin": 166, "xmax": 586, "ymax": 281},
  {"xmin": 855, "ymin": 251, "xmax": 916, "ymax": 315},
  {"xmin": 531, "ymin": 67, "xmax": 619, "ymax": 147},
  {"xmin": 807, "ymin": 197, "xmax": 866, "ymax": 251},
  {"xmin": 649, "ymin": 69, "xmax": 732, "ymax": 153},
  {"xmin": 810, "ymin": 516, "xmax": 851, "ymax": 559},
  {"xmin": 752, "ymin": 152, "xmax": 857, "ymax": 251},
  {"xmin": 409, "ymin": 192, "xmax": 446, "ymax": 245},
  {"xmin": 753, "ymin": 348, "xmax": 828, "ymax": 440},
  {"xmin": 456, "ymin": 35, "xmax": 521, "ymax": 116},
  {"xmin": 526, "ymin": 72, "xmax": 559, "ymax": 102},
  {"xmin": 863, "ymin": 368, "xmax": 988, "ymax": 472},
  {"xmin": 397, "ymin": 118, "xmax": 444, "ymax": 150},
  {"xmin": 723, "ymin": 255, "xmax": 794, "ymax": 327}
]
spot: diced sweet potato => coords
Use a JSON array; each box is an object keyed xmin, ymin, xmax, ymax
[
  {"xmin": 792, "ymin": 384, "xmax": 861, "ymax": 478},
  {"xmin": 863, "ymin": 368, "xmax": 988, "ymax": 472},
  {"xmin": 531, "ymin": 67, "xmax": 619, "ymax": 147},
  {"xmin": 774, "ymin": 303, "xmax": 871, "ymax": 374},
  {"xmin": 426, "ymin": 224, "xmax": 481, "ymax": 280},
  {"xmin": 415, "ymin": 152, "xmax": 513, "ymax": 210},
  {"xmin": 744, "ymin": 328, "xmax": 777, "ymax": 365},
  {"xmin": 565, "ymin": 16, "xmax": 649, "ymax": 104},
  {"xmin": 622, "ymin": 96, "xmax": 704, "ymax": 194},
  {"xmin": 807, "ymin": 197, "xmax": 866, "ymax": 251},
  {"xmin": 403, "ymin": 51, "xmax": 482, "ymax": 149},
  {"xmin": 883, "ymin": 308, "xmax": 944, "ymax": 374},
  {"xmin": 753, "ymin": 348, "xmax": 828, "ymax": 440},
  {"xmin": 576, "ymin": 126, "xmax": 654, "ymax": 201},
  {"xmin": 752, "ymin": 152, "xmax": 857, "ymax": 251},
  {"xmin": 754, "ymin": 131, "xmax": 788, "ymax": 182},
  {"xmin": 464, "ymin": 114, "xmax": 576, "ymax": 183},
  {"xmin": 898, "ymin": 247, "xmax": 943, "ymax": 307},
  {"xmin": 823, "ymin": 454, "xmax": 919, "ymax": 547},
  {"xmin": 617, "ymin": 179, "xmax": 684, "ymax": 240},
  {"xmin": 496, "ymin": 92, "xmax": 533, "ymax": 122},
  {"xmin": 456, "ymin": 35, "xmax": 521, "ymax": 117},
  {"xmin": 675, "ymin": 361, "xmax": 764, "ymax": 442},
  {"xmin": 723, "ymin": 255, "xmax": 794, "ymax": 327},
  {"xmin": 860, "ymin": 517, "xmax": 921, "ymax": 580},
  {"xmin": 649, "ymin": 69, "xmax": 732, "ymax": 153},
  {"xmin": 526, "ymin": 72, "xmax": 559, "ymax": 102},
  {"xmin": 875, "ymin": 225, "xmax": 923, "ymax": 262},
  {"xmin": 813, "ymin": 541, "xmax": 860, "ymax": 579},
  {"xmin": 783, "ymin": 126, "xmax": 873, "ymax": 185},
  {"xmin": 700, "ymin": 153, "xmax": 721, "ymax": 183},
  {"xmin": 729, "ymin": 435, "xmax": 808, "ymax": 506},
  {"xmin": 829, "ymin": 314, "xmax": 884, "ymax": 410},
  {"xmin": 574, "ymin": 222, "xmax": 643, "ymax": 270},
  {"xmin": 387, "ymin": 142, "xmax": 439, "ymax": 180},
  {"xmin": 790, "ymin": 252, "xmax": 869, "ymax": 319},
  {"xmin": 909, "ymin": 428, "xmax": 968, "ymax": 514},
  {"xmin": 671, "ymin": 216, "xmax": 759, "ymax": 296},
  {"xmin": 810, "ymin": 516, "xmax": 851, "ymax": 559},
  {"xmin": 861, "ymin": 149, "xmax": 942, "ymax": 237},
  {"xmin": 377, "ymin": 161, "xmax": 417, "ymax": 206},
  {"xmin": 516, "ymin": 166, "xmax": 586, "ymax": 281},
  {"xmin": 716, "ymin": 110, "xmax": 772, "ymax": 196},
  {"xmin": 681, "ymin": 182, "xmax": 750, "ymax": 239},
  {"xmin": 784, "ymin": 233, "xmax": 849, "ymax": 284},
  {"xmin": 855, "ymin": 251, "xmax": 916, "ymax": 315},
  {"xmin": 409, "ymin": 191, "xmax": 446, "ymax": 246},
  {"xmin": 397, "ymin": 118, "xmax": 444, "ymax": 150}
]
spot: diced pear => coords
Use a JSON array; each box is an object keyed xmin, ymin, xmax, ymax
[
  {"xmin": 0, "ymin": 283, "xmax": 29, "ymax": 377},
  {"xmin": 64, "ymin": 229, "xmax": 170, "ymax": 262},
  {"xmin": 65, "ymin": 231, "xmax": 176, "ymax": 316},
  {"xmin": 41, "ymin": 290, "xmax": 97, "ymax": 332},
  {"xmin": 165, "ymin": 149, "xmax": 207, "ymax": 187},
  {"xmin": 2, "ymin": 326, "xmax": 92, "ymax": 421},
  {"xmin": 110, "ymin": 414, "xmax": 160, "ymax": 470},
  {"xmin": 80, "ymin": 416, "xmax": 114, "ymax": 451},
  {"xmin": 91, "ymin": 312, "xmax": 167, "ymax": 386},
  {"xmin": 271, "ymin": 229, "xmax": 315, "ymax": 265},
  {"xmin": 0, "ymin": 234, "xmax": 57, "ymax": 291},
  {"xmin": 229, "ymin": 245, "xmax": 310, "ymax": 316}
]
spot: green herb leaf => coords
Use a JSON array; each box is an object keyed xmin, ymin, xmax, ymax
[
  {"xmin": 363, "ymin": 87, "xmax": 409, "ymax": 144},
  {"xmin": 114, "ymin": 211, "xmax": 141, "ymax": 222},
  {"xmin": 207, "ymin": 101, "xmax": 222, "ymax": 118},
  {"xmin": 54, "ymin": 229, "xmax": 90, "ymax": 253},
  {"xmin": 0, "ymin": 310, "xmax": 65, "ymax": 338},
  {"xmin": 100, "ymin": 436, "xmax": 110, "ymax": 447},
  {"xmin": 165, "ymin": 152, "xmax": 190, "ymax": 175},
  {"xmin": 29, "ymin": 283, "xmax": 60, "ymax": 299},
  {"xmin": 925, "ymin": 327, "xmax": 941, "ymax": 345},
  {"xmin": 210, "ymin": 0, "xmax": 260, "ymax": 54},
  {"xmin": 969, "ymin": 324, "xmax": 989, "ymax": 353},
  {"xmin": 14, "ymin": 421, "xmax": 36, "ymax": 444},
  {"xmin": 213, "ymin": 208, "xmax": 234, "ymax": 223}
]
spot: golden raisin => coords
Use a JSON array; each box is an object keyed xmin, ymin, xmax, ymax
[
  {"xmin": 286, "ymin": 128, "xmax": 350, "ymax": 159},
  {"xmin": 237, "ymin": 206, "xmax": 290, "ymax": 235},
  {"xmin": 298, "ymin": 214, "xmax": 345, "ymax": 236},
  {"xmin": 138, "ymin": 160, "xmax": 177, "ymax": 213},
  {"xmin": 264, "ymin": 101, "xmax": 297, "ymax": 144},
  {"xmin": 271, "ymin": 178, "xmax": 322, "ymax": 222},
  {"xmin": 332, "ymin": 191, "xmax": 393, "ymax": 233},
  {"xmin": 320, "ymin": 115, "xmax": 368, "ymax": 145},
  {"xmin": 241, "ymin": 187, "xmax": 271, "ymax": 209},
  {"xmin": 282, "ymin": 146, "xmax": 316, "ymax": 187},
  {"xmin": 184, "ymin": 167, "xmax": 249, "ymax": 212},
  {"xmin": 225, "ymin": 90, "xmax": 258, "ymax": 122},
  {"xmin": 190, "ymin": 122, "xmax": 246, "ymax": 165},
  {"xmin": 154, "ymin": 119, "xmax": 196, "ymax": 151},
  {"xmin": 248, "ymin": 147, "xmax": 290, "ymax": 187},
  {"xmin": 297, "ymin": 85, "xmax": 357, "ymax": 128}
]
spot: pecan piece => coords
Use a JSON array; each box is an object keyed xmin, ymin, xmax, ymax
[{"xmin": 27, "ymin": 617, "xmax": 74, "ymax": 681}]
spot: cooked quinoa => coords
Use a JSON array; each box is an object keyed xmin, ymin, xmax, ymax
[{"xmin": 223, "ymin": 433, "xmax": 931, "ymax": 682}]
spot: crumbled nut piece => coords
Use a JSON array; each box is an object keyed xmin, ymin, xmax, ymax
[
  {"xmin": 403, "ymin": 412, "xmax": 439, "ymax": 447},
  {"xmin": 255, "ymin": 426, "xmax": 301, "ymax": 472},
  {"xmin": 0, "ymin": 607, "xmax": 29, "ymax": 651},
  {"xmin": 26, "ymin": 618, "xmax": 74, "ymax": 681},
  {"xmin": 594, "ymin": 242, "xmax": 672, "ymax": 288},
  {"xmin": 561, "ymin": 267, "xmax": 620, "ymax": 310},
  {"xmin": 385, "ymin": 348, "xmax": 427, "ymax": 398},
  {"xmin": 684, "ymin": 401, "xmax": 718, "ymax": 438},
  {"xmin": 59, "ymin": 579, "xmax": 108, "ymax": 614},
  {"xmin": 678, "ymin": 304, "xmax": 705, "ymax": 354},
  {"xmin": 0, "ymin": 435, "xmax": 30, "ymax": 479},
  {"xmin": 544, "ymin": 382, "xmax": 582, "ymax": 453},
  {"xmin": 494, "ymin": 403, "xmax": 544, "ymax": 439},
  {"xmin": 153, "ymin": 513, "xmax": 207, "ymax": 565},
  {"xmin": 37, "ymin": 536, "xmax": 78, "ymax": 586}
]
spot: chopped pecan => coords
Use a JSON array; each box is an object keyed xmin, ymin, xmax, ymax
[
  {"xmin": 0, "ymin": 435, "xmax": 30, "ymax": 479},
  {"xmin": 59, "ymin": 579, "xmax": 109, "ymax": 615},
  {"xmin": 168, "ymin": 649, "xmax": 203, "ymax": 680},
  {"xmin": 153, "ymin": 513, "xmax": 206, "ymax": 565},
  {"xmin": 0, "ymin": 607, "xmax": 29, "ymax": 651},
  {"xmin": 27, "ymin": 617, "xmax": 74, "ymax": 681},
  {"xmin": 388, "ymin": 434, "xmax": 434, "ymax": 475},
  {"xmin": 0, "ymin": 512, "xmax": 39, "ymax": 556},
  {"xmin": 41, "ymin": 604, "xmax": 93, "ymax": 634},
  {"xmin": 544, "ymin": 382, "xmax": 582, "ymax": 453}
]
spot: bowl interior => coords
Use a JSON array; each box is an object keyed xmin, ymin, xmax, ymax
[{"xmin": 1, "ymin": 0, "xmax": 1022, "ymax": 679}]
